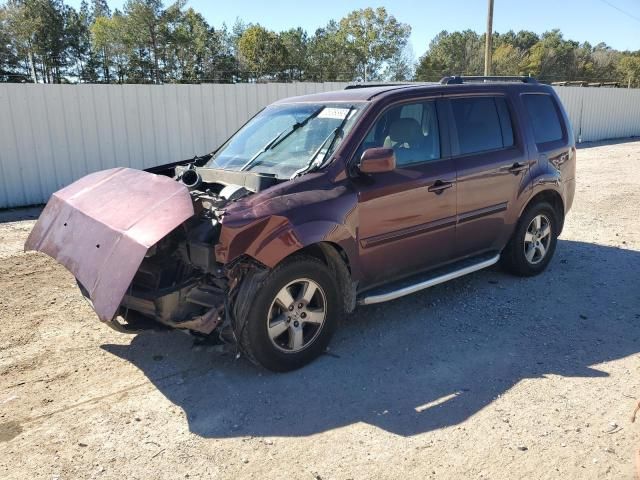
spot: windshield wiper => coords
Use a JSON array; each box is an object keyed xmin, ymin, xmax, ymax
[
  {"xmin": 269, "ymin": 106, "xmax": 325, "ymax": 151},
  {"xmin": 239, "ymin": 131, "xmax": 284, "ymax": 171},
  {"xmin": 290, "ymin": 105, "xmax": 355, "ymax": 180},
  {"xmin": 240, "ymin": 106, "xmax": 325, "ymax": 172}
]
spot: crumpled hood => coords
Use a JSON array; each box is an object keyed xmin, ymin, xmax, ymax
[{"xmin": 25, "ymin": 168, "xmax": 194, "ymax": 323}]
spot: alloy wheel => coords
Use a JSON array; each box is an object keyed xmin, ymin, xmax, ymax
[
  {"xmin": 524, "ymin": 214, "xmax": 552, "ymax": 265},
  {"xmin": 267, "ymin": 278, "xmax": 327, "ymax": 353}
]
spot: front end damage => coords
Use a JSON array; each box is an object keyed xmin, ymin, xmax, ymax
[{"xmin": 25, "ymin": 165, "xmax": 272, "ymax": 338}]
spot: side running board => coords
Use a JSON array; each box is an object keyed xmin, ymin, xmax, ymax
[{"xmin": 358, "ymin": 254, "xmax": 500, "ymax": 306}]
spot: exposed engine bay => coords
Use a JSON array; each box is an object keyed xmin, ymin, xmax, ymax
[{"xmin": 117, "ymin": 164, "xmax": 278, "ymax": 336}]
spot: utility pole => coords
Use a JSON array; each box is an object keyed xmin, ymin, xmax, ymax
[{"xmin": 484, "ymin": 0, "xmax": 494, "ymax": 76}]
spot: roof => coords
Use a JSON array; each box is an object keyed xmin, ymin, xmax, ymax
[
  {"xmin": 273, "ymin": 84, "xmax": 420, "ymax": 104},
  {"xmin": 274, "ymin": 78, "xmax": 547, "ymax": 105}
]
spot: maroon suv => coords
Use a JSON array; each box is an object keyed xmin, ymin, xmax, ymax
[{"xmin": 26, "ymin": 76, "xmax": 576, "ymax": 371}]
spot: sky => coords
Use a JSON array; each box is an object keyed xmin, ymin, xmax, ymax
[{"xmin": 67, "ymin": 0, "xmax": 640, "ymax": 57}]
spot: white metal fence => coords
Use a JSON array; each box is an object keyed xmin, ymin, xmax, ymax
[
  {"xmin": 554, "ymin": 87, "xmax": 640, "ymax": 143},
  {"xmin": 0, "ymin": 83, "xmax": 638, "ymax": 209},
  {"xmin": 0, "ymin": 82, "xmax": 347, "ymax": 208}
]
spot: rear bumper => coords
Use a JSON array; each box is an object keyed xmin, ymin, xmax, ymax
[{"xmin": 564, "ymin": 178, "xmax": 576, "ymax": 214}]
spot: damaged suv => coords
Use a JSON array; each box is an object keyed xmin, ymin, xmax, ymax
[{"xmin": 26, "ymin": 76, "xmax": 576, "ymax": 371}]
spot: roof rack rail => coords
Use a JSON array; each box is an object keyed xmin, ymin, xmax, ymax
[
  {"xmin": 344, "ymin": 82, "xmax": 419, "ymax": 90},
  {"xmin": 440, "ymin": 75, "xmax": 538, "ymax": 85}
]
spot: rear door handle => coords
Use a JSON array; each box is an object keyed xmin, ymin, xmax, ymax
[
  {"xmin": 427, "ymin": 180, "xmax": 453, "ymax": 194},
  {"xmin": 507, "ymin": 162, "xmax": 529, "ymax": 175}
]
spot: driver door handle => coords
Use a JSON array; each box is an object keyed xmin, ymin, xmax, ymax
[{"xmin": 427, "ymin": 180, "xmax": 453, "ymax": 194}]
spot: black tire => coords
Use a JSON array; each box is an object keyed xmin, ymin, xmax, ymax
[
  {"xmin": 501, "ymin": 201, "xmax": 559, "ymax": 277},
  {"xmin": 235, "ymin": 255, "xmax": 341, "ymax": 372}
]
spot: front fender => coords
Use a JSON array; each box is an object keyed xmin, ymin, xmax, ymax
[{"xmin": 216, "ymin": 217, "xmax": 360, "ymax": 278}]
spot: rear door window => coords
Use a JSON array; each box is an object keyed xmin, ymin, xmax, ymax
[
  {"xmin": 451, "ymin": 97, "xmax": 514, "ymax": 155},
  {"xmin": 522, "ymin": 94, "xmax": 564, "ymax": 144}
]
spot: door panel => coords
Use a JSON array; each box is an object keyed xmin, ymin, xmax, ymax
[
  {"xmin": 446, "ymin": 95, "xmax": 530, "ymax": 258},
  {"xmin": 455, "ymin": 148, "xmax": 530, "ymax": 257},
  {"xmin": 353, "ymin": 98, "xmax": 457, "ymax": 286},
  {"xmin": 357, "ymin": 159, "xmax": 456, "ymax": 285}
]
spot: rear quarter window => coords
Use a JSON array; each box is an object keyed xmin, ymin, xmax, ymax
[{"xmin": 522, "ymin": 94, "xmax": 564, "ymax": 144}]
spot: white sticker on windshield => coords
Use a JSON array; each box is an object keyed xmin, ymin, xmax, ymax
[{"xmin": 318, "ymin": 108, "xmax": 351, "ymax": 120}]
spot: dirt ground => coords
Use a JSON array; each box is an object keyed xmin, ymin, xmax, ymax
[{"xmin": 1, "ymin": 139, "xmax": 639, "ymax": 480}]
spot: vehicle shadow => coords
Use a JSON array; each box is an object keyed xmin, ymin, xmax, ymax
[
  {"xmin": 0, "ymin": 206, "xmax": 42, "ymax": 223},
  {"xmin": 102, "ymin": 239, "xmax": 640, "ymax": 438},
  {"xmin": 577, "ymin": 137, "xmax": 638, "ymax": 149}
]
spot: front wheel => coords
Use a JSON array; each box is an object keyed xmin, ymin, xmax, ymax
[
  {"xmin": 235, "ymin": 255, "xmax": 341, "ymax": 372},
  {"xmin": 501, "ymin": 201, "xmax": 559, "ymax": 276}
]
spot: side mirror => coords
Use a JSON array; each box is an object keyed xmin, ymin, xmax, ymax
[{"xmin": 359, "ymin": 147, "xmax": 396, "ymax": 174}]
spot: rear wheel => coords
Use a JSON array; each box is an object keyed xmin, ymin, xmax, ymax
[
  {"xmin": 501, "ymin": 201, "xmax": 559, "ymax": 276},
  {"xmin": 236, "ymin": 255, "xmax": 341, "ymax": 372}
]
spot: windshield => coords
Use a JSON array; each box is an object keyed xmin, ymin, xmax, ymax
[{"xmin": 208, "ymin": 102, "xmax": 365, "ymax": 178}]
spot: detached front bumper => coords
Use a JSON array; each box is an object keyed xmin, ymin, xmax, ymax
[{"xmin": 25, "ymin": 168, "xmax": 195, "ymax": 324}]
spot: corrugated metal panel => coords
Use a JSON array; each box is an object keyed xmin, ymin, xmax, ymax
[
  {"xmin": 0, "ymin": 82, "xmax": 347, "ymax": 208},
  {"xmin": 1, "ymin": 83, "xmax": 638, "ymax": 208},
  {"xmin": 552, "ymin": 87, "xmax": 583, "ymax": 140},
  {"xmin": 553, "ymin": 86, "xmax": 640, "ymax": 142}
]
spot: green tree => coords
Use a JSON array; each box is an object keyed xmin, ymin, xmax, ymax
[
  {"xmin": 90, "ymin": 0, "xmax": 110, "ymax": 19},
  {"xmin": 161, "ymin": 7, "xmax": 209, "ymax": 81},
  {"xmin": 123, "ymin": 0, "xmax": 186, "ymax": 83},
  {"xmin": 591, "ymin": 43, "xmax": 620, "ymax": 81},
  {"xmin": 618, "ymin": 54, "xmax": 640, "ymax": 87},
  {"xmin": 2, "ymin": 3, "xmax": 639, "ymax": 86},
  {"xmin": 338, "ymin": 7, "xmax": 411, "ymax": 81},
  {"xmin": 384, "ymin": 44, "xmax": 415, "ymax": 81},
  {"xmin": 414, "ymin": 53, "xmax": 446, "ymax": 81},
  {"xmin": 279, "ymin": 27, "xmax": 308, "ymax": 81},
  {"xmin": 203, "ymin": 24, "xmax": 238, "ymax": 83},
  {"xmin": 2, "ymin": 0, "xmax": 68, "ymax": 83},
  {"xmin": 123, "ymin": 0, "xmax": 161, "ymax": 82},
  {"xmin": 65, "ymin": 0, "xmax": 98, "ymax": 81},
  {"xmin": 307, "ymin": 20, "xmax": 355, "ymax": 81},
  {"xmin": 492, "ymin": 43, "xmax": 522, "ymax": 75},
  {"xmin": 491, "ymin": 30, "xmax": 537, "ymax": 75},
  {"xmin": 229, "ymin": 17, "xmax": 248, "ymax": 56},
  {"xmin": 415, "ymin": 30, "xmax": 484, "ymax": 80},
  {"xmin": 89, "ymin": 0, "xmax": 111, "ymax": 81},
  {"xmin": 0, "ymin": 5, "xmax": 24, "ymax": 81},
  {"xmin": 2, "ymin": 0, "xmax": 39, "ymax": 81},
  {"xmin": 91, "ymin": 10, "xmax": 128, "ymax": 82},
  {"xmin": 520, "ymin": 30, "xmax": 579, "ymax": 81},
  {"xmin": 237, "ymin": 24, "xmax": 286, "ymax": 81},
  {"xmin": 511, "ymin": 30, "xmax": 539, "ymax": 52}
]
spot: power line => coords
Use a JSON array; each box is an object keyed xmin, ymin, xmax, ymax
[{"xmin": 597, "ymin": 0, "xmax": 640, "ymax": 24}]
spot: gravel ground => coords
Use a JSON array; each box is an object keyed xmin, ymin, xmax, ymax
[{"xmin": 1, "ymin": 139, "xmax": 639, "ymax": 480}]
